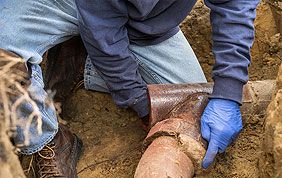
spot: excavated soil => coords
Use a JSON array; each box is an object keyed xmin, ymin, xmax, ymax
[
  {"xmin": 64, "ymin": 91, "xmax": 145, "ymax": 178},
  {"xmin": 180, "ymin": 1, "xmax": 281, "ymax": 82},
  {"xmin": 61, "ymin": 90, "xmax": 266, "ymax": 178},
  {"xmin": 23, "ymin": 1, "xmax": 281, "ymax": 178},
  {"xmin": 61, "ymin": 92, "xmax": 265, "ymax": 178},
  {"xmin": 259, "ymin": 64, "xmax": 282, "ymax": 178}
]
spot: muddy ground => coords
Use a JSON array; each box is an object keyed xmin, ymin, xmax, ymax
[{"xmin": 22, "ymin": 1, "xmax": 282, "ymax": 178}]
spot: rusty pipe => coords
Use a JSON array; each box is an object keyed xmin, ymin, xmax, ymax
[
  {"xmin": 134, "ymin": 136, "xmax": 195, "ymax": 178},
  {"xmin": 135, "ymin": 93, "xmax": 209, "ymax": 178},
  {"xmin": 135, "ymin": 80, "xmax": 275, "ymax": 178},
  {"xmin": 147, "ymin": 80, "xmax": 276, "ymax": 127}
]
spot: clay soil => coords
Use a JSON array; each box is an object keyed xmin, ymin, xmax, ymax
[
  {"xmin": 61, "ymin": 90, "xmax": 265, "ymax": 178},
  {"xmin": 23, "ymin": 1, "xmax": 281, "ymax": 178}
]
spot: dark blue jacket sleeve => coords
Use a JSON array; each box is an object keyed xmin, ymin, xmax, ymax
[
  {"xmin": 204, "ymin": 0, "xmax": 259, "ymax": 103},
  {"xmin": 75, "ymin": 1, "xmax": 148, "ymax": 117}
]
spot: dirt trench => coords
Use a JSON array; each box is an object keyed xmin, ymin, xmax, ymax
[
  {"xmin": 20, "ymin": 0, "xmax": 282, "ymax": 178},
  {"xmin": 64, "ymin": 1, "xmax": 281, "ymax": 178}
]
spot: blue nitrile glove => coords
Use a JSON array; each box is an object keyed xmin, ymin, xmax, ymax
[{"xmin": 201, "ymin": 98, "xmax": 242, "ymax": 169}]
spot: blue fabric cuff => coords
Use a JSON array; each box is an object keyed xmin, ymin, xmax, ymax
[
  {"xmin": 210, "ymin": 76, "xmax": 245, "ymax": 105},
  {"xmin": 131, "ymin": 94, "xmax": 149, "ymax": 118}
]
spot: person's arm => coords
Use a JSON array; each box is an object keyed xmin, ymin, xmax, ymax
[
  {"xmin": 75, "ymin": 0, "xmax": 148, "ymax": 117},
  {"xmin": 201, "ymin": 0, "xmax": 260, "ymax": 169},
  {"xmin": 205, "ymin": 0, "xmax": 259, "ymax": 103}
]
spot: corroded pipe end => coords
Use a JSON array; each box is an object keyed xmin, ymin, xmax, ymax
[
  {"xmin": 143, "ymin": 118, "xmax": 207, "ymax": 168},
  {"xmin": 134, "ymin": 137, "xmax": 194, "ymax": 178},
  {"xmin": 147, "ymin": 83, "xmax": 212, "ymax": 127},
  {"xmin": 139, "ymin": 92, "xmax": 209, "ymax": 175}
]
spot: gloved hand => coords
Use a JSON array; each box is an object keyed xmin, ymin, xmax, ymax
[{"xmin": 201, "ymin": 98, "xmax": 242, "ymax": 169}]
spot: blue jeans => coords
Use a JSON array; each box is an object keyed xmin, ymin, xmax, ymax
[{"xmin": 0, "ymin": 0, "xmax": 206, "ymax": 154}]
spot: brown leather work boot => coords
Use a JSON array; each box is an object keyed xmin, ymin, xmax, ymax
[
  {"xmin": 33, "ymin": 124, "xmax": 83, "ymax": 178},
  {"xmin": 43, "ymin": 37, "xmax": 87, "ymax": 102}
]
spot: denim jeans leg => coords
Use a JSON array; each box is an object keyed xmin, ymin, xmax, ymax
[
  {"xmin": 84, "ymin": 56, "xmax": 110, "ymax": 93},
  {"xmin": 84, "ymin": 30, "xmax": 207, "ymax": 93},
  {"xmin": 0, "ymin": 0, "xmax": 79, "ymax": 154},
  {"xmin": 129, "ymin": 30, "xmax": 207, "ymax": 84},
  {"xmin": 16, "ymin": 64, "xmax": 60, "ymax": 154}
]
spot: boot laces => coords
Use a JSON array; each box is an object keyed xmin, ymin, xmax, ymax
[{"xmin": 37, "ymin": 143, "xmax": 64, "ymax": 178}]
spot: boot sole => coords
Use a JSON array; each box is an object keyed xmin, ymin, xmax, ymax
[
  {"xmin": 72, "ymin": 134, "xmax": 84, "ymax": 178},
  {"xmin": 75, "ymin": 134, "xmax": 84, "ymax": 161}
]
